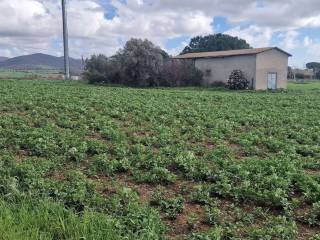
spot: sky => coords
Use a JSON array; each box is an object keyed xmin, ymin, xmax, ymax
[{"xmin": 0, "ymin": 0, "xmax": 319, "ymax": 68}]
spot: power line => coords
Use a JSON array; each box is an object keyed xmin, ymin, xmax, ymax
[{"xmin": 62, "ymin": 0, "xmax": 70, "ymax": 79}]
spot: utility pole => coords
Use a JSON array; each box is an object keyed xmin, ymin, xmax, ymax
[{"xmin": 62, "ymin": 0, "xmax": 70, "ymax": 79}]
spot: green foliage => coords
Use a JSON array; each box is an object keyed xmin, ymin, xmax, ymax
[
  {"xmin": 310, "ymin": 234, "xmax": 320, "ymax": 240},
  {"xmin": 174, "ymin": 152, "xmax": 212, "ymax": 181},
  {"xmin": 117, "ymin": 38, "xmax": 169, "ymax": 87},
  {"xmin": 150, "ymin": 192, "xmax": 184, "ymax": 220},
  {"xmin": 227, "ymin": 69, "xmax": 250, "ymax": 90},
  {"xmin": 49, "ymin": 170, "xmax": 96, "ymax": 212},
  {"xmin": 84, "ymin": 54, "xmax": 110, "ymax": 84},
  {"xmin": 190, "ymin": 185, "xmax": 212, "ymax": 205},
  {"xmin": 182, "ymin": 33, "xmax": 251, "ymax": 54},
  {"xmin": 105, "ymin": 188, "xmax": 166, "ymax": 238},
  {"xmin": 187, "ymin": 213, "xmax": 198, "ymax": 230},
  {"xmin": 204, "ymin": 202, "xmax": 222, "ymax": 225},
  {"xmin": 134, "ymin": 167, "xmax": 176, "ymax": 185},
  {"xmin": 188, "ymin": 227, "xmax": 223, "ymax": 240},
  {"xmin": 247, "ymin": 216, "xmax": 297, "ymax": 240},
  {"xmin": 307, "ymin": 201, "xmax": 320, "ymax": 226},
  {"xmin": 90, "ymin": 154, "xmax": 130, "ymax": 176}
]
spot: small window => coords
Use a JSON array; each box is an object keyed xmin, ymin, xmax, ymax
[{"xmin": 205, "ymin": 69, "xmax": 211, "ymax": 77}]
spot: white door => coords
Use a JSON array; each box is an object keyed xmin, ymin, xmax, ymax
[{"xmin": 267, "ymin": 73, "xmax": 277, "ymax": 90}]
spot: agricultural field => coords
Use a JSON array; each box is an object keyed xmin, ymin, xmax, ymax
[
  {"xmin": 0, "ymin": 69, "xmax": 62, "ymax": 80},
  {"xmin": 0, "ymin": 79, "xmax": 320, "ymax": 239}
]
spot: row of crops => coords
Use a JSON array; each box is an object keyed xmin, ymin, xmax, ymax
[{"xmin": 0, "ymin": 80, "xmax": 319, "ymax": 239}]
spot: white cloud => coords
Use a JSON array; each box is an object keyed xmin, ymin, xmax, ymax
[
  {"xmin": 308, "ymin": 43, "xmax": 320, "ymax": 59},
  {"xmin": 303, "ymin": 36, "xmax": 313, "ymax": 47},
  {"xmin": 68, "ymin": 1, "xmax": 106, "ymax": 38},
  {"xmin": 304, "ymin": 37, "xmax": 320, "ymax": 59},
  {"xmin": 279, "ymin": 30, "xmax": 300, "ymax": 50},
  {"xmin": 0, "ymin": 0, "xmax": 55, "ymax": 37},
  {"xmin": 0, "ymin": 0, "xmax": 319, "ymax": 63},
  {"xmin": 226, "ymin": 25, "xmax": 273, "ymax": 47}
]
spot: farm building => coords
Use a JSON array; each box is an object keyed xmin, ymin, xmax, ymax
[{"xmin": 174, "ymin": 47, "xmax": 292, "ymax": 90}]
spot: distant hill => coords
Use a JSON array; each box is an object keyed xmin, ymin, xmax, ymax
[
  {"xmin": 0, "ymin": 53, "xmax": 82, "ymax": 74},
  {"xmin": 0, "ymin": 56, "xmax": 9, "ymax": 62}
]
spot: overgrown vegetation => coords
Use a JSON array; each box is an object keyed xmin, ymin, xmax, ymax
[
  {"xmin": 84, "ymin": 35, "xmax": 255, "ymax": 88},
  {"xmin": 84, "ymin": 39, "xmax": 203, "ymax": 87},
  {"xmin": 0, "ymin": 80, "xmax": 320, "ymax": 239}
]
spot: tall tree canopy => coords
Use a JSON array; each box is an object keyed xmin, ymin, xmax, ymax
[
  {"xmin": 306, "ymin": 62, "xmax": 320, "ymax": 71},
  {"xmin": 181, "ymin": 34, "xmax": 251, "ymax": 54},
  {"xmin": 117, "ymin": 38, "xmax": 169, "ymax": 87}
]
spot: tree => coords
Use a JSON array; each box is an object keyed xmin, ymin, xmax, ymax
[
  {"xmin": 84, "ymin": 39, "xmax": 169, "ymax": 87},
  {"xmin": 306, "ymin": 62, "xmax": 320, "ymax": 71},
  {"xmin": 83, "ymin": 54, "xmax": 109, "ymax": 84},
  {"xmin": 117, "ymin": 38, "xmax": 169, "ymax": 87},
  {"xmin": 84, "ymin": 54, "xmax": 122, "ymax": 84},
  {"xmin": 181, "ymin": 34, "xmax": 251, "ymax": 54}
]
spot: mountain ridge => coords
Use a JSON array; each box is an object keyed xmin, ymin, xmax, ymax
[
  {"xmin": 0, "ymin": 56, "xmax": 9, "ymax": 62},
  {"xmin": 0, "ymin": 53, "xmax": 82, "ymax": 74}
]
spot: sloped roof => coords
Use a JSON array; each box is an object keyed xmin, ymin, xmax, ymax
[{"xmin": 173, "ymin": 47, "xmax": 292, "ymax": 59}]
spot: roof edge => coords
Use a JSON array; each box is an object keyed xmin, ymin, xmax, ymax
[
  {"xmin": 267, "ymin": 47, "xmax": 292, "ymax": 57},
  {"xmin": 173, "ymin": 47, "xmax": 292, "ymax": 59},
  {"xmin": 172, "ymin": 52, "xmax": 258, "ymax": 59}
]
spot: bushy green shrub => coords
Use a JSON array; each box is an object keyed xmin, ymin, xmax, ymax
[
  {"xmin": 134, "ymin": 167, "xmax": 176, "ymax": 185},
  {"xmin": 227, "ymin": 69, "xmax": 250, "ymax": 90},
  {"xmin": 90, "ymin": 154, "xmax": 130, "ymax": 176},
  {"xmin": 190, "ymin": 185, "xmax": 212, "ymax": 205},
  {"xmin": 83, "ymin": 54, "xmax": 109, "ymax": 84}
]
